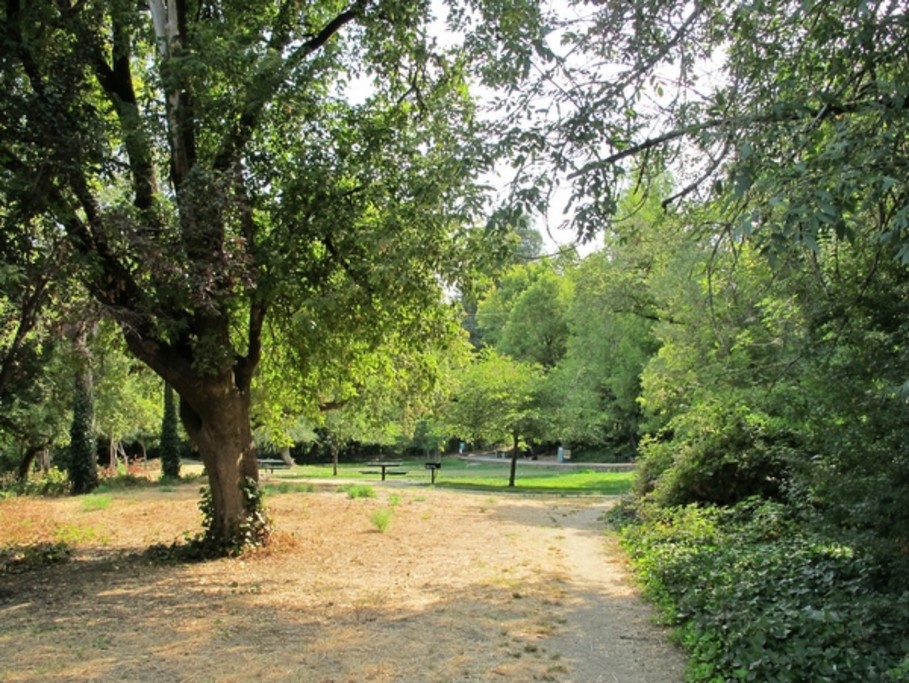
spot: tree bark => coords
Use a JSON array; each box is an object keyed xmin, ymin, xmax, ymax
[
  {"xmin": 178, "ymin": 375, "xmax": 258, "ymax": 542},
  {"xmin": 160, "ymin": 382, "xmax": 181, "ymax": 479},
  {"xmin": 38, "ymin": 447, "xmax": 50, "ymax": 473},
  {"xmin": 108, "ymin": 435, "xmax": 118, "ymax": 471},
  {"xmin": 16, "ymin": 445, "xmax": 43, "ymax": 482}
]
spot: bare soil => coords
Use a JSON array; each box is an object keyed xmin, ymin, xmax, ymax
[{"xmin": 0, "ymin": 479, "xmax": 685, "ymax": 682}]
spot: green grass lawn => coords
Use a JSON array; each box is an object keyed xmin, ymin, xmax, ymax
[{"xmin": 268, "ymin": 457, "xmax": 634, "ymax": 496}]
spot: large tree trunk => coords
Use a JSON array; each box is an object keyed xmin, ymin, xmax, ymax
[
  {"xmin": 120, "ymin": 305, "xmax": 265, "ymax": 550},
  {"xmin": 178, "ymin": 376, "xmax": 259, "ymax": 543}
]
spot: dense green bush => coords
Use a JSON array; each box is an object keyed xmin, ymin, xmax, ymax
[
  {"xmin": 803, "ymin": 397, "xmax": 909, "ymax": 578},
  {"xmin": 621, "ymin": 499, "xmax": 909, "ymax": 682},
  {"xmin": 636, "ymin": 401, "xmax": 795, "ymax": 507}
]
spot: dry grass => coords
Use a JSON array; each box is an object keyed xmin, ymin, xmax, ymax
[{"xmin": 0, "ymin": 480, "xmax": 684, "ymax": 682}]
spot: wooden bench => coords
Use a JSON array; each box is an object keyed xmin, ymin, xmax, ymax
[{"xmin": 257, "ymin": 459, "xmax": 291, "ymax": 474}]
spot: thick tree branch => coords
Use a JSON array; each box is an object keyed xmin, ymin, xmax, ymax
[
  {"xmin": 0, "ymin": 281, "xmax": 48, "ymax": 398},
  {"xmin": 86, "ymin": 14, "xmax": 159, "ymax": 212},
  {"xmin": 213, "ymin": 0, "xmax": 368, "ymax": 172},
  {"xmin": 149, "ymin": 0, "xmax": 196, "ymax": 188},
  {"xmin": 5, "ymin": 0, "xmax": 46, "ymax": 95},
  {"xmin": 59, "ymin": 172, "xmax": 195, "ymax": 389}
]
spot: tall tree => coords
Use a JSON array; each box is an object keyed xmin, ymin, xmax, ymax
[
  {"xmin": 2, "ymin": 0, "xmax": 513, "ymax": 548},
  {"xmin": 497, "ymin": 269, "xmax": 572, "ymax": 369},
  {"xmin": 550, "ymin": 253, "xmax": 657, "ymax": 455},
  {"xmin": 0, "ymin": 172, "xmax": 74, "ymax": 478},
  {"xmin": 475, "ymin": 258, "xmax": 571, "ymax": 360}
]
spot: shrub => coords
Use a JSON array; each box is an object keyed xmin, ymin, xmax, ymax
[
  {"xmin": 340, "ymin": 484, "xmax": 375, "ymax": 500},
  {"xmin": 0, "ymin": 467, "xmax": 70, "ymax": 497},
  {"xmin": 637, "ymin": 400, "xmax": 794, "ymax": 507},
  {"xmin": 632, "ymin": 435, "xmax": 675, "ymax": 498},
  {"xmin": 33, "ymin": 467, "xmax": 71, "ymax": 496},
  {"xmin": 622, "ymin": 499, "xmax": 909, "ymax": 681},
  {"xmin": 370, "ymin": 508, "xmax": 393, "ymax": 532}
]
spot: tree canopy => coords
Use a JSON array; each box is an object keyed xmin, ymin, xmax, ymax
[
  {"xmin": 0, "ymin": 0, "xmax": 519, "ymax": 546},
  {"xmin": 489, "ymin": 0, "xmax": 909, "ymax": 262}
]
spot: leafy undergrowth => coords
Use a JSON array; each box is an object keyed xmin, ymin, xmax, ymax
[
  {"xmin": 1, "ymin": 467, "xmax": 206, "ymax": 499},
  {"xmin": 0, "ymin": 467, "xmax": 70, "ymax": 498},
  {"xmin": 0, "ymin": 541, "xmax": 72, "ymax": 574},
  {"xmin": 619, "ymin": 499, "xmax": 909, "ymax": 682}
]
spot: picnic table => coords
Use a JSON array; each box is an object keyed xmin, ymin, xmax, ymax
[
  {"xmin": 257, "ymin": 458, "xmax": 290, "ymax": 474},
  {"xmin": 360, "ymin": 461, "xmax": 407, "ymax": 481}
]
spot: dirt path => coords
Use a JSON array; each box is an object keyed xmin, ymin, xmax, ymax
[
  {"xmin": 0, "ymin": 485, "xmax": 686, "ymax": 682},
  {"xmin": 538, "ymin": 502, "xmax": 686, "ymax": 682}
]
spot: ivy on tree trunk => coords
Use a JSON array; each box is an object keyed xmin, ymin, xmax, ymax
[
  {"xmin": 68, "ymin": 330, "xmax": 98, "ymax": 495},
  {"xmin": 160, "ymin": 382, "xmax": 181, "ymax": 480}
]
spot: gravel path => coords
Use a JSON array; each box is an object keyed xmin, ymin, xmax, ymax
[{"xmin": 540, "ymin": 502, "xmax": 687, "ymax": 682}]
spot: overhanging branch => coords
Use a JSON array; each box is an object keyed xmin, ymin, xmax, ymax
[
  {"xmin": 213, "ymin": 0, "xmax": 368, "ymax": 172},
  {"xmin": 568, "ymin": 95, "xmax": 909, "ymax": 181}
]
